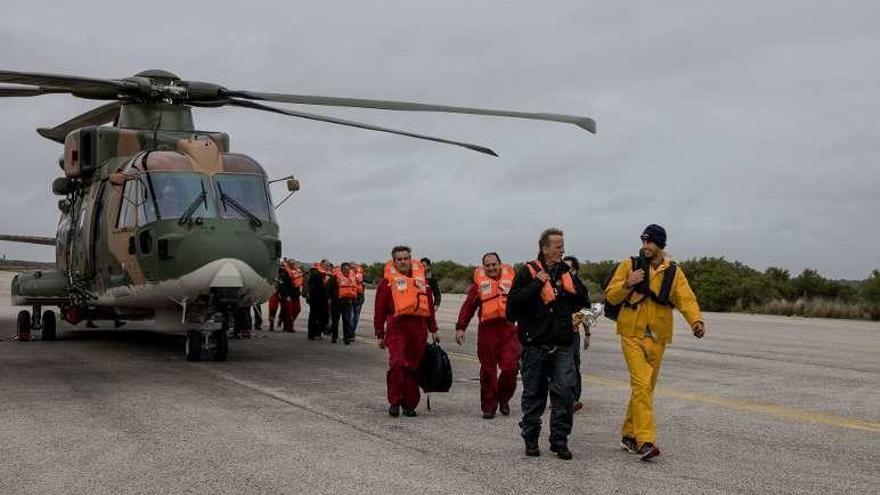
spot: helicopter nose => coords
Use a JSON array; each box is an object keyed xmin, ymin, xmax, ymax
[{"xmin": 211, "ymin": 261, "xmax": 244, "ymax": 288}]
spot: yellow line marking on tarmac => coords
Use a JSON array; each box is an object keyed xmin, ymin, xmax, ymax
[{"xmin": 357, "ymin": 336, "xmax": 880, "ymax": 434}]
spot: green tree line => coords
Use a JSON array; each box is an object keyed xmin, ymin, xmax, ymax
[{"xmin": 362, "ymin": 258, "xmax": 880, "ymax": 321}]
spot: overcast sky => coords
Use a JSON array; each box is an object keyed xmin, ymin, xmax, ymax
[{"xmin": 1, "ymin": 1, "xmax": 878, "ymax": 279}]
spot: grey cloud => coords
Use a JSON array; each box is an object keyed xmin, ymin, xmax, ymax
[{"xmin": 0, "ymin": 0, "xmax": 877, "ymax": 278}]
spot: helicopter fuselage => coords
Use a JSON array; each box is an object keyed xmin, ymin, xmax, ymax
[{"xmin": 13, "ymin": 103, "xmax": 280, "ymax": 331}]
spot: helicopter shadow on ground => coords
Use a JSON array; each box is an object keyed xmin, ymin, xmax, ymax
[
  {"xmin": 55, "ymin": 327, "xmax": 285, "ymax": 363},
  {"xmin": 47, "ymin": 328, "xmax": 185, "ymax": 358}
]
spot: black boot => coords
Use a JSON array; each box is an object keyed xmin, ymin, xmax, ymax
[
  {"xmin": 524, "ymin": 439, "xmax": 540, "ymax": 457},
  {"xmin": 550, "ymin": 445, "xmax": 573, "ymax": 460},
  {"xmin": 388, "ymin": 405, "xmax": 400, "ymax": 417}
]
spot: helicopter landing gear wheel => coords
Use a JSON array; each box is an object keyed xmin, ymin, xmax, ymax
[
  {"xmin": 41, "ymin": 310, "xmax": 57, "ymax": 341},
  {"xmin": 16, "ymin": 310, "xmax": 31, "ymax": 342},
  {"xmin": 209, "ymin": 329, "xmax": 228, "ymax": 361},
  {"xmin": 185, "ymin": 329, "xmax": 202, "ymax": 362}
]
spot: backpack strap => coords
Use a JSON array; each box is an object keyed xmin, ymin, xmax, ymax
[
  {"xmin": 621, "ymin": 257, "xmax": 644, "ymax": 308},
  {"xmin": 650, "ymin": 262, "xmax": 677, "ymax": 307}
]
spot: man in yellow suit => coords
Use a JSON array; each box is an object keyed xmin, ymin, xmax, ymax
[{"xmin": 604, "ymin": 224, "xmax": 706, "ymax": 461}]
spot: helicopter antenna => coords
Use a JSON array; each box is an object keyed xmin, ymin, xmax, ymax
[{"xmin": 151, "ymin": 110, "xmax": 163, "ymax": 149}]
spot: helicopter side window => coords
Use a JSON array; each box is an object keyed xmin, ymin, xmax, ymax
[
  {"xmin": 213, "ymin": 174, "xmax": 273, "ymax": 222},
  {"xmin": 116, "ymin": 179, "xmax": 142, "ymax": 230},
  {"xmin": 138, "ymin": 172, "xmax": 215, "ymax": 225}
]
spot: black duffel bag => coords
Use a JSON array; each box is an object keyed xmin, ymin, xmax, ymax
[{"xmin": 420, "ymin": 342, "xmax": 453, "ymax": 406}]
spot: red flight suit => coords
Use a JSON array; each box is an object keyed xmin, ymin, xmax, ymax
[
  {"xmin": 374, "ymin": 278, "xmax": 438, "ymax": 410},
  {"xmin": 456, "ymin": 283, "xmax": 521, "ymax": 415}
]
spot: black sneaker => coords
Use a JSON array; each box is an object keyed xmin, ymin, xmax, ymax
[
  {"xmin": 638, "ymin": 442, "xmax": 660, "ymax": 461},
  {"xmin": 550, "ymin": 445, "xmax": 573, "ymax": 460},
  {"xmin": 620, "ymin": 436, "xmax": 638, "ymax": 454},
  {"xmin": 499, "ymin": 403, "xmax": 510, "ymax": 416},
  {"xmin": 402, "ymin": 408, "xmax": 418, "ymax": 417},
  {"xmin": 524, "ymin": 440, "xmax": 540, "ymax": 457},
  {"xmin": 482, "ymin": 412, "xmax": 495, "ymax": 419},
  {"xmin": 388, "ymin": 405, "xmax": 400, "ymax": 417}
]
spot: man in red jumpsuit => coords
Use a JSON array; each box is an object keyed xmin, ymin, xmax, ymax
[
  {"xmin": 374, "ymin": 245, "xmax": 440, "ymax": 418},
  {"xmin": 455, "ymin": 252, "xmax": 521, "ymax": 419}
]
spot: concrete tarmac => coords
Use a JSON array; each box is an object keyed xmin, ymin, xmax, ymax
[{"xmin": 1, "ymin": 271, "xmax": 878, "ymax": 494}]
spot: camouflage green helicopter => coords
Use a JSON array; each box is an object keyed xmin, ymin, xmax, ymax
[{"xmin": 0, "ymin": 69, "xmax": 595, "ymax": 361}]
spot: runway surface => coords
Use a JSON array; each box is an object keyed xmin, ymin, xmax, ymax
[{"xmin": 1, "ymin": 271, "xmax": 878, "ymax": 494}]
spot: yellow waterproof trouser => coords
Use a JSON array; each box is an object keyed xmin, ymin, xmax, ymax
[{"xmin": 620, "ymin": 334, "xmax": 666, "ymax": 446}]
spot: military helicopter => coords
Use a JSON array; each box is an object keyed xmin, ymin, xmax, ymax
[{"xmin": 0, "ymin": 69, "xmax": 595, "ymax": 361}]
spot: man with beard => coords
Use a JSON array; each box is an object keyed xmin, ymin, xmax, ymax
[{"xmin": 605, "ymin": 224, "xmax": 705, "ymax": 461}]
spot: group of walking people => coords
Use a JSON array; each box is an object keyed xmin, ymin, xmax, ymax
[
  {"xmin": 264, "ymin": 258, "xmax": 366, "ymax": 344},
  {"xmin": 372, "ymin": 224, "xmax": 705, "ymax": 462}
]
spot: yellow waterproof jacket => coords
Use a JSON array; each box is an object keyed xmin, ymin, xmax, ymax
[{"xmin": 604, "ymin": 258, "xmax": 703, "ymax": 344}]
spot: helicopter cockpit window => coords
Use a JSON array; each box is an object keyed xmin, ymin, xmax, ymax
[
  {"xmin": 139, "ymin": 172, "xmax": 215, "ymax": 225},
  {"xmin": 213, "ymin": 174, "xmax": 273, "ymax": 221}
]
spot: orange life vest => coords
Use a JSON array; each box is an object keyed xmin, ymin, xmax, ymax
[
  {"xmin": 473, "ymin": 264, "xmax": 515, "ymax": 322},
  {"xmin": 526, "ymin": 259, "xmax": 577, "ymax": 304},
  {"xmin": 336, "ymin": 270, "xmax": 358, "ymax": 300},
  {"xmin": 290, "ymin": 266, "xmax": 304, "ymax": 288},
  {"xmin": 384, "ymin": 259, "xmax": 431, "ymax": 317},
  {"xmin": 354, "ymin": 265, "xmax": 365, "ymax": 295},
  {"xmin": 282, "ymin": 263, "xmax": 303, "ymax": 288}
]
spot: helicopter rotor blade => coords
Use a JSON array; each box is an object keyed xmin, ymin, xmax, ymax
[
  {"xmin": 0, "ymin": 234, "xmax": 56, "ymax": 246},
  {"xmin": 36, "ymin": 102, "xmax": 122, "ymax": 143},
  {"xmin": 221, "ymin": 89, "xmax": 596, "ymax": 135},
  {"xmin": 227, "ymin": 99, "xmax": 498, "ymax": 157},
  {"xmin": 0, "ymin": 70, "xmax": 126, "ymax": 92},
  {"xmin": 0, "ymin": 85, "xmax": 67, "ymax": 98}
]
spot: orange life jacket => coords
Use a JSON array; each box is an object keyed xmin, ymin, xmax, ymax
[
  {"xmin": 336, "ymin": 270, "xmax": 358, "ymax": 300},
  {"xmin": 526, "ymin": 259, "xmax": 577, "ymax": 305},
  {"xmin": 384, "ymin": 259, "xmax": 431, "ymax": 317},
  {"xmin": 354, "ymin": 265, "xmax": 365, "ymax": 294},
  {"xmin": 290, "ymin": 266, "xmax": 304, "ymax": 288},
  {"xmin": 473, "ymin": 264, "xmax": 515, "ymax": 322},
  {"xmin": 282, "ymin": 263, "xmax": 303, "ymax": 288}
]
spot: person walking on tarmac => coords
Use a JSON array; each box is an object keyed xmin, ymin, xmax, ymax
[
  {"xmin": 269, "ymin": 260, "xmax": 303, "ymax": 332},
  {"xmin": 307, "ymin": 260, "xmax": 333, "ymax": 340},
  {"xmin": 274, "ymin": 261, "xmax": 298, "ymax": 332},
  {"xmin": 374, "ymin": 246, "xmax": 440, "ymax": 418},
  {"xmin": 331, "ymin": 263, "xmax": 359, "ymax": 344},
  {"xmin": 605, "ymin": 224, "xmax": 705, "ymax": 461},
  {"xmin": 455, "ymin": 252, "xmax": 520, "ymax": 419},
  {"xmin": 506, "ymin": 228, "xmax": 589, "ymax": 460},
  {"xmin": 420, "ymin": 257, "xmax": 442, "ymax": 309},
  {"xmin": 287, "ymin": 260, "xmax": 304, "ymax": 331},
  {"xmin": 563, "ymin": 256, "xmax": 587, "ymax": 414},
  {"xmin": 350, "ymin": 262, "xmax": 366, "ymax": 334}
]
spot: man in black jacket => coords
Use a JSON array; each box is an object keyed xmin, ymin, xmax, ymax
[
  {"xmin": 506, "ymin": 228, "xmax": 590, "ymax": 460},
  {"xmin": 307, "ymin": 260, "xmax": 332, "ymax": 340},
  {"xmin": 420, "ymin": 257, "xmax": 442, "ymax": 308}
]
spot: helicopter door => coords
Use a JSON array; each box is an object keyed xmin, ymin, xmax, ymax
[
  {"xmin": 77, "ymin": 182, "xmax": 105, "ymax": 280},
  {"xmin": 107, "ymin": 179, "xmax": 146, "ymax": 289},
  {"xmin": 88, "ymin": 183, "xmax": 108, "ymax": 291}
]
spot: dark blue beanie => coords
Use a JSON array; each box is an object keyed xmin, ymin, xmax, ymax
[{"xmin": 641, "ymin": 224, "xmax": 667, "ymax": 249}]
